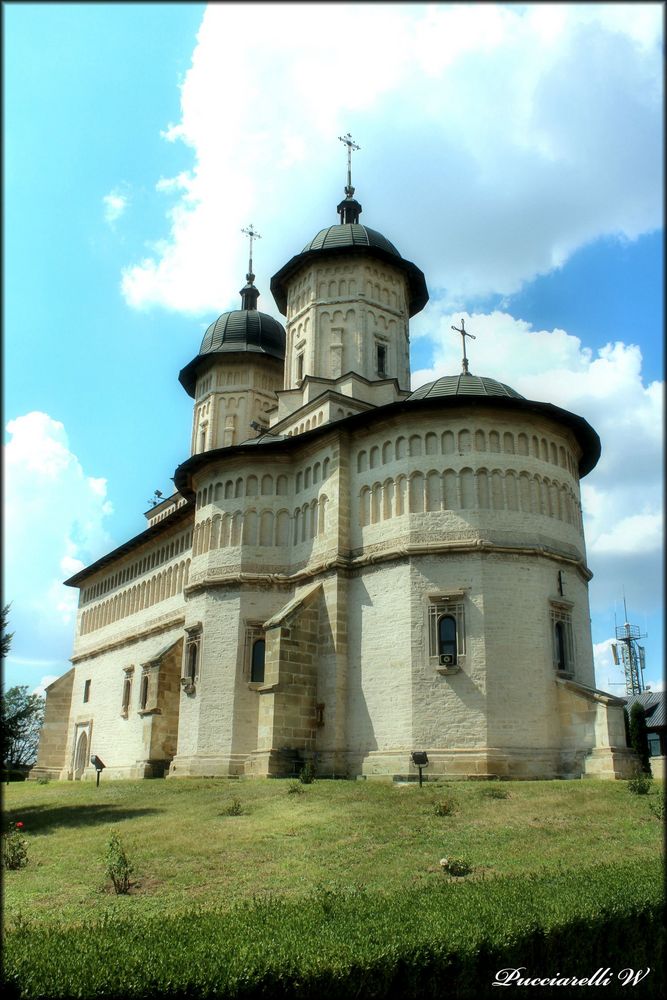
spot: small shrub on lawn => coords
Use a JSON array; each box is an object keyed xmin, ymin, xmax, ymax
[
  {"xmin": 482, "ymin": 786, "xmax": 510, "ymax": 799},
  {"xmin": 627, "ymin": 773, "xmax": 652, "ymax": 795},
  {"xmin": 225, "ymin": 797, "xmax": 243, "ymax": 816},
  {"xmin": 2, "ymin": 822, "xmax": 28, "ymax": 870},
  {"xmin": 36, "ymin": 777, "xmax": 50, "ymax": 785},
  {"xmin": 434, "ymin": 796, "xmax": 458, "ymax": 816},
  {"xmin": 299, "ymin": 761, "xmax": 316, "ymax": 784},
  {"xmin": 439, "ymin": 856, "xmax": 472, "ymax": 876},
  {"xmin": 287, "ymin": 780, "xmax": 304, "ymax": 795},
  {"xmin": 648, "ymin": 795, "xmax": 664, "ymax": 820},
  {"xmin": 104, "ymin": 831, "xmax": 133, "ymax": 895}
]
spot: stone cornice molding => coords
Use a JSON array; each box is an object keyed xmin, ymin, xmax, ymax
[
  {"xmin": 183, "ymin": 539, "xmax": 592, "ymax": 595},
  {"xmin": 71, "ymin": 614, "xmax": 186, "ymax": 663}
]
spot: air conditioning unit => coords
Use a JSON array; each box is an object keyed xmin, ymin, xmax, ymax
[{"xmin": 439, "ymin": 654, "xmax": 454, "ymax": 666}]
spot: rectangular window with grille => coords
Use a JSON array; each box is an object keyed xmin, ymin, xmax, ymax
[{"xmin": 428, "ymin": 598, "xmax": 465, "ymax": 669}]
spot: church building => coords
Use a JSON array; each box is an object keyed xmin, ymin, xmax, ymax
[{"xmin": 32, "ymin": 140, "xmax": 634, "ymax": 783}]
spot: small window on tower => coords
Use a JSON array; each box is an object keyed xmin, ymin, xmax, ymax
[
  {"xmin": 139, "ymin": 673, "xmax": 149, "ymax": 711},
  {"xmin": 438, "ymin": 615, "xmax": 457, "ymax": 666},
  {"xmin": 83, "ymin": 679, "xmax": 91, "ymax": 703},
  {"xmin": 121, "ymin": 672, "xmax": 133, "ymax": 717},
  {"xmin": 297, "ymin": 353, "xmax": 304, "ymax": 383},
  {"xmin": 428, "ymin": 596, "xmax": 465, "ymax": 672},
  {"xmin": 376, "ymin": 343, "xmax": 387, "ymax": 377},
  {"xmin": 550, "ymin": 603, "xmax": 575, "ymax": 677},
  {"xmin": 246, "ymin": 624, "xmax": 266, "ymax": 684},
  {"xmin": 181, "ymin": 623, "xmax": 202, "ymax": 693},
  {"xmin": 250, "ymin": 639, "xmax": 266, "ymax": 683}
]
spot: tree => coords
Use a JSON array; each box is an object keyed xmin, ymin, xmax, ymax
[
  {"xmin": 628, "ymin": 702, "xmax": 651, "ymax": 776},
  {"xmin": 1, "ymin": 686, "xmax": 45, "ymax": 768},
  {"xmin": 1, "ymin": 603, "xmax": 14, "ymax": 659}
]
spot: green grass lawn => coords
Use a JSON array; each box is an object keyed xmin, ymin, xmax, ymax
[{"xmin": 2, "ymin": 776, "xmax": 663, "ymax": 928}]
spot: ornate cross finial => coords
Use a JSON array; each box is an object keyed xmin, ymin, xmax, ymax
[
  {"xmin": 451, "ymin": 318, "xmax": 476, "ymax": 375},
  {"xmin": 241, "ymin": 224, "xmax": 261, "ymax": 280},
  {"xmin": 338, "ymin": 132, "xmax": 360, "ymax": 196}
]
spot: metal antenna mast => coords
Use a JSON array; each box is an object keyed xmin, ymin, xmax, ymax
[
  {"xmin": 611, "ymin": 595, "xmax": 647, "ymax": 695},
  {"xmin": 451, "ymin": 318, "xmax": 476, "ymax": 375}
]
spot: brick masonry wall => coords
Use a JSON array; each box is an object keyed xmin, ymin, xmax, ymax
[{"xmin": 31, "ymin": 669, "xmax": 74, "ymax": 778}]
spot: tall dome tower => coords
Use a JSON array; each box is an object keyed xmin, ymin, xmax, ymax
[
  {"xmin": 270, "ymin": 136, "xmax": 427, "ymax": 393},
  {"xmin": 179, "ymin": 228, "xmax": 286, "ymax": 452}
]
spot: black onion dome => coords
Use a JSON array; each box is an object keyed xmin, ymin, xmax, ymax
[
  {"xmin": 302, "ymin": 223, "xmax": 401, "ymax": 256},
  {"xmin": 178, "ymin": 308, "xmax": 285, "ymax": 398},
  {"xmin": 409, "ymin": 374, "xmax": 524, "ymax": 401},
  {"xmin": 270, "ymin": 223, "xmax": 429, "ymax": 318},
  {"xmin": 199, "ymin": 310, "xmax": 285, "ymax": 357}
]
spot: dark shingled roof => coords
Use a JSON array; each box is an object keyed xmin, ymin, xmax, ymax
[
  {"xmin": 625, "ymin": 691, "xmax": 666, "ymax": 728},
  {"xmin": 270, "ymin": 223, "xmax": 429, "ymax": 318},
  {"xmin": 409, "ymin": 374, "xmax": 524, "ymax": 401},
  {"xmin": 301, "ymin": 223, "xmax": 400, "ymax": 256},
  {"xmin": 178, "ymin": 309, "xmax": 285, "ymax": 397}
]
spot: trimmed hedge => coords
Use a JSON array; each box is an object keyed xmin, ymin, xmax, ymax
[{"xmin": 3, "ymin": 859, "xmax": 664, "ymax": 999}]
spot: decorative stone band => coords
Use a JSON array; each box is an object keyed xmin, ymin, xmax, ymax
[
  {"xmin": 182, "ymin": 538, "xmax": 592, "ymax": 597},
  {"xmin": 71, "ymin": 614, "xmax": 185, "ymax": 664}
]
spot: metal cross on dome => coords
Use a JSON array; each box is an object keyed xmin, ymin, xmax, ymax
[
  {"xmin": 338, "ymin": 132, "xmax": 360, "ymax": 196},
  {"xmin": 241, "ymin": 224, "xmax": 261, "ymax": 278},
  {"xmin": 451, "ymin": 318, "xmax": 476, "ymax": 375}
]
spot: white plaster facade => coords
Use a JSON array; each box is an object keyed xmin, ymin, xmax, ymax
[{"xmin": 32, "ymin": 185, "xmax": 635, "ymax": 784}]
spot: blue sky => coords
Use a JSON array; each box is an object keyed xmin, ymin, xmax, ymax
[{"xmin": 3, "ymin": 3, "xmax": 663, "ymax": 697}]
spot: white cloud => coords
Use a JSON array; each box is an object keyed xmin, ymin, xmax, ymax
[
  {"xmin": 117, "ymin": 3, "xmax": 662, "ymax": 315},
  {"xmin": 3, "ymin": 412, "xmax": 115, "ymax": 677},
  {"xmin": 594, "ymin": 638, "xmax": 628, "ymax": 695},
  {"xmin": 411, "ymin": 308, "xmax": 663, "ymax": 630},
  {"xmin": 103, "ymin": 189, "xmax": 129, "ymax": 226},
  {"xmin": 32, "ymin": 676, "xmax": 60, "ymax": 698},
  {"xmin": 107, "ymin": 2, "xmax": 662, "ymax": 695},
  {"xmin": 591, "ymin": 513, "xmax": 662, "ymax": 556}
]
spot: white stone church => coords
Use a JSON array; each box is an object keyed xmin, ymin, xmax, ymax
[{"xmin": 33, "ymin": 154, "xmax": 634, "ymax": 783}]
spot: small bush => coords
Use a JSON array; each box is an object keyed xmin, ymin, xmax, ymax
[
  {"xmin": 439, "ymin": 856, "xmax": 472, "ymax": 877},
  {"xmin": 627, "ymin": 773, "xmax": 652, "ymax": 796},
  {"xmin": 104, "ymin": 831, "xmax": 133, "ymax": 895},
  {"xmin": 36, "ymin": 777, "xmax": 50, "ymax": 785},
  {"xmin": 648, "ymin": 795, "xmax": 664, "ymax": 820},
  {"xmin": 299, "ymin": 761, "xmax": 316, "ymax": 784},
  {"xmin": 225, "ymin": 797, "xmax": 243, "ymax": 816},
  {"xmin": 433, "ymin": 796, "xmax": 458, "ymax": 816},
  {"xmin": 482, "ymin": 786, "xmax": 510, "ymax": 799},
  {"xmin": 3, "ymin": 822, "xmax": 28, "ymax": 870},
  {"xmin": 287, "ymin": 780, "xmax": 304, "ymax": 795},
  {"xmin": 629, "ymin": 703, "xmax": 651, "ymax": 775}
]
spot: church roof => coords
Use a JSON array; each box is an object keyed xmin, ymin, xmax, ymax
[
  {"xmin": 199, "ymin": 309, "xmax": 285, "ymax": 358},
  {"xmin": 174, "ymin": 388, "xmax": 602, "ymax": 498},
  {"xmin": 409, "ymin": 374, "xmax": 524, "ymax": 401},
  {"xmin": 301, "ymin": 222, "xmax": 400, "ymax": 257},
  {"xmin": 178, "ymin": 300, "xmax": 286, "ymax": 398},
  {"xmin": 271, "ymin": 224, "xmax": 428, "ymax": 318}
]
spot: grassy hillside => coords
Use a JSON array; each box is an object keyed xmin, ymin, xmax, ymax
[{"xmin": 3, "ymin": 776, "xmax": 662, "ymax": 928}]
